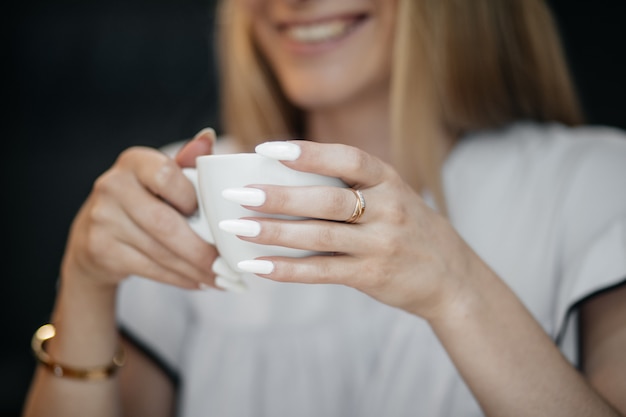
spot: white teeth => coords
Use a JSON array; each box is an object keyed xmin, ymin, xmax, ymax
[{"xmin": 286, "ymin": 20, "xmax": 352, "ymax": 43}]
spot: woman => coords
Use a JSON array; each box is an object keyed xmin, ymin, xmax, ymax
[{"xmin": 23, "ymin": 0, "xmax": 626, "ymax": 416}]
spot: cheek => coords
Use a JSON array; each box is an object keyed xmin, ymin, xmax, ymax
[{"xmin": 249, "ymin": 7, "xmax": 396, "ymax": 110}]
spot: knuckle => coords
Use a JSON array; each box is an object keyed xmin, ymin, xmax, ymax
[
  {"xmin": 314, "ymin": 226, "xmax": 335, "ymax": 249},
  {"xmin": 189, "ymin": 245, "xmax": 215, "ymax": 271},
  {"xmin": 154, "ymin": 157, "xmax": 178, "ymax": 189},
  {"xmin": 359, "ymin": 260, "xmax": 390, "ymax": 290},
  {"xmin": 275, "ymin": 261, "xmax": 297, "ymax": 281},
  {"xmin": 269, "ymin": 187, "xmax": 290, "ymax": 211},
  {"xmin": 116, "ymin": 147, "xmax": 140, "ymax": 166},
  {"xmin": 326, "ymin": 190, "xmax": 348, "ymax": 218},
  {"xmin": 117, "ymin": 146, "xmax": 148, "ymax": 165},
  {"xmin": 84, "ymin": 227, "xmax": 112, "ymax": 264},
  {"xmin": 382, "ymin": 199, "xmax": 409, "ymax": 226},
  {"xmin": 384, "ymin": 226, "xmax": 409, "ymax": 258},
  {"xmin": 88, "ymin": 200, "xmax": 111, "ymax": 225},
  {"xmin": 183, "ymin": 246, "xmax": 203, "ymax": 266},
  {"xmin": 315, "ymin": 259, "xmax": 336, "ymax": 283},
  {"xmin": 92, "ymin": 170, "xmax": 117, "ymax": 196},
  {"xmin": 385, "ymin": 163, "xmax": 404, "ymax": 183},
  {"xmin": 343, "ymin": 148, "xmax": 369, "ymax": 174},
  {"xmin": 378, "ymin": 233, "xmax": 399, "ymax": 254},
  {"xmin": 262, "ymin": 221, "xmax": 284, "ymax": 243},
  {"xmin": 145, "ymin": 204, "xmax": 178, "ymax": 235}
]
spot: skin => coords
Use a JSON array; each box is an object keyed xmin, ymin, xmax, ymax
[
  {"xmin": 23, "ymin": 0, "xmax": 626, "ymax": 416},
  {"xmin": 22, "ymin": 129, "xmax": 217, "ymax": 417}
]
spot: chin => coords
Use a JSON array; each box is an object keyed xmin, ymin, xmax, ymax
[
  {"xmin": 280, "ymin": 76, "xmax": 356, "ymax": 111},
  {"xmin": 286, "ymin": 91, "xmax": 343, "ymax": 111}
]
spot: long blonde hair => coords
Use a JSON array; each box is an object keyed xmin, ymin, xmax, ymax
[{"xmin": 217, "ymin": 0, "xmax": 582, "ymax": 209}]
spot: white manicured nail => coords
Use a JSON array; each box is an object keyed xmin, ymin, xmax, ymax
[
  {"xmin": 215, "ymin": 276, "xmax": 248, "ymax": 293},
  {"xmin": 219, "ymin": 219, "xmax": 261, "ymax": 237},
  {"xmin": 237, "ymin": 260, "xmax": 275, "ymax": 275},
  {"xmin": 255, "ymin": 141, "xmax": 301, "ymax": 161},
  {"xmin": 212, "ymin": 257, "xmax": 239, "ymax": 278},
  {"xmin": 222, "ymin": 187, "xmax": 266, "ymax": 206}
]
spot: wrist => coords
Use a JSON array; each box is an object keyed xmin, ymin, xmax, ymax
[
  {"xmin": 60, "ymin": 253, "xmax": 121, "ymax": 298},
  {"xmin": 32, "ymin": 323, "xmax": 125, "ymax": 381},
  {"xmin": 417, "ymin": 248, "xmax": 495, "ymax": 328},
  {"xmin": 46, "ymin": 259, "xmax": 122, "ymax": 366}
]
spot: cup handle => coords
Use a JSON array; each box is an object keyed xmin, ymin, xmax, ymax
[
  {"xmin": 182, "ymin": 168, "xmax": 214, "ymax": 244},
  {"xmin": 182, "ymin": 168, "xmax": 247, "ymax": 291}
]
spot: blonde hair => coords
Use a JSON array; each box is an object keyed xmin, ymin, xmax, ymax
[
  {"xmin": 217, "ymin": 1, "xmax": 301, "ymax": 146},
  {"xmin": 217, "ymin": 0, "xmax": 582, "ymax": 209}
]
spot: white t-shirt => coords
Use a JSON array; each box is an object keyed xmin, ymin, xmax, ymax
[{"xmin": 117, "ymin": 122, "xmax": 626, "ymax": 417}]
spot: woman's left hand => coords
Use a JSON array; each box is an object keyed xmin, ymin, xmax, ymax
[
  {"xmin": 222, "ymin": 140, "xmax": 626, "ymax": 416},
  {"xmin": 223, "ymin": 140, "xmax": 481, "ymax": 320}
]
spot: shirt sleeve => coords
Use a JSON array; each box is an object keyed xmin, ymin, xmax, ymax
[{"xmin": 553, "ymin": 126, "xmax": 626, "ymax": 364}]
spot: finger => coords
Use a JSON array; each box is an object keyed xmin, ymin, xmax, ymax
[
  {"xmin": 87, "ymin": 194, "xmax": 217, "ymax": 284},
  {"xmin": 212, "ymin": 256, "xmax": 240, "ymax": 278},
  {"xmin": 107, "ymin": 240, "xmax": 205, "ymax": 290},
  {"xmin": 212, "ymin": 258, "xmax": 248, "ymax": 292},
  {"xmin": 239, "ymin": 254, "xmax": 363, "ymax": 287},
  {"xmin": 256, "ymin": 140, "xmax": 391, "ymax": 188},
  {"xmin": 107, "ymin": 203, "xmax": 218, "ymax": 284},
  {"xmin": 114, "ymin": 184, "xmax": 220, "ymax": 273},
  {"xmin": 115, "ymin": 147, "xmax": 198, "ymax": 215},
  {"xmin": 175, "ymin": 127, "xmax": 216, "ymax": 168},
  {"xmin": 229, "ymin": 184, "xmax": 367, "ymax": 223},
  {"xmin": 234, "ymin": 218, "xmax": 367, "ymax": 254},
  {"xmin": 215, "ymin": 276, "xmax": 248, "ymax": 293}
]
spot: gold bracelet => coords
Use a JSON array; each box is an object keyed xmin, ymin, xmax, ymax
[{"xmin": 31, "ymin": 324, "xmax": 125, "ymax": 381}]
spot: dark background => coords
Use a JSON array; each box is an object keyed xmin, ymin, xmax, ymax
[{"xmin": 3, "ymin": 0, "xmax": 625, "ymax": 415}]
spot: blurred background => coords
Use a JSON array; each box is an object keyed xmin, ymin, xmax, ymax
[{"xmin": 4, "ymin": 0, "xmax": 625, "ymax": 415}]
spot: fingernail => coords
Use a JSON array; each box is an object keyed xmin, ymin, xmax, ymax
[
  {"xmin": 215, "ymin": 276, "xmax": 248, "ymax": 293},
  {"xmin": 222, "ymin": 187, "xmax": 266, "ymax": 206},
  {"xmin": 237, "ymin": 259, "xmax": 275, "ymax": 275},
  {"xmin": 219, "ymin": 219, "xmax": 261, "ymax": 237},
  {"xmin": 198, "ymin": 282, "xmax": 213, "ymax": 291},
  {"xmin": 255, "ymin": 141, "xmax": 301, "ymax": 161},
  {"xmin": 193, "ymin": 127, "xmax": 216, "ymax": 145},
  {"xmin": 211, "ymin": 257, "xmax": 239, "ymax": 278}
]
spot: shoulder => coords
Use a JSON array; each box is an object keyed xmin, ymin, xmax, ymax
[
  {"xmin": 446, "ymin": 122, "xmax": 626, "ymax": 197},
  {"xmin": 446, "ymin": 122, "xmax": 626, "ymax": 275},
  {"xmin": 443, "ymin": 123, "xmax": 626, "ymax": 362},
  {"xmin": 445, "ymin": 121, "xmax": 626, "ymax": 256},
  {"xmin": 450, "ymin": 121, "xmax": 626, "ymax": 172}
]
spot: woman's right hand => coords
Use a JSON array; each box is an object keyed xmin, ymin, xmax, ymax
[{"xmin": 60, "ymin": 128, "xmax": 219, "ymax": 291}]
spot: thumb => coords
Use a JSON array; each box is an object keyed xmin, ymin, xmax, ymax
[{"xmin": 175, "ymin": 128, "xmax": 216, "ymax": 167}]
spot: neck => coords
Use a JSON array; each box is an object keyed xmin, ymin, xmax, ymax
[{"xmin": 305, "ymin": 89, "xmax": 392, "ymax": 163}]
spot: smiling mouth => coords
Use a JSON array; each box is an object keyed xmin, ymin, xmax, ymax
[{"xmin": 279, "ymin": 14, "xmax": 368, "ymax": 44}]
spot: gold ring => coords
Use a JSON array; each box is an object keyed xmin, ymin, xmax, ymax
[{"xmin": 345, "ymin": 189, "xmax": 366, "ymax": 224}]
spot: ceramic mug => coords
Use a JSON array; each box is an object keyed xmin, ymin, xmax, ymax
[{"xmin": 183, "ymin": 153, "xmax": 346, "ymax": 275}]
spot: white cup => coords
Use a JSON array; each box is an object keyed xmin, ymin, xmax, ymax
[{"xmin": 183, "ymin": 153, "xmax": 346, "ymax": 274}]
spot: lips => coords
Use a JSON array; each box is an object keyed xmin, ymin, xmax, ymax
[{"xmin": 278, "ymin": 14, "xmax": 368, "ymax": 44}]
